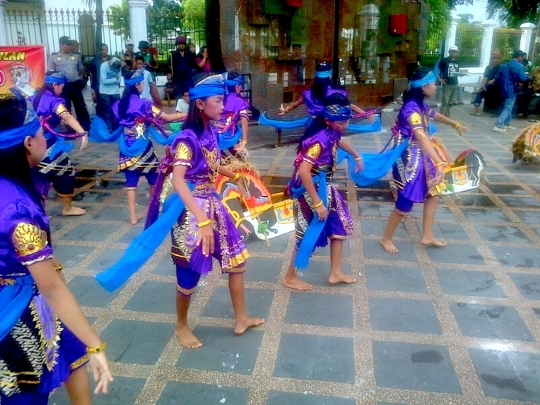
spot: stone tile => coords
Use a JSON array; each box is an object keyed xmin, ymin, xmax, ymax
[
  {"xmin": 411, "ymin": 206, "xmax": 456, "ymax": 221},
  {"xmin": 295, "ymin": 261, "xmax": 355, "ymax": 287},
  {"xmin": 201, "ymin": 287, "xmax": 274, "ymax": 320},
  {"xmin": 514, "ymin": 210, "xmax": 540, "ymax": 225},
  {"xmin": 68, "ymin": 275, "xmax": 119, "ymax": 308},
  {"xmin": 461, "ymin": 208, "xmax": 512, "ymax": 223},
  {"xmin": 316, "ymin": 239, "xmax": 351, "ymax": 257},
  {"xmin": 285, "ymin": 292, "xmax": 354, "ymax": 328},
  {"xmin": 274, "ymin": 333, "xmax": 355, "ymax": 383},
  {"xmin": 50, "ymin": 376, "xmax": 147, "ymax": 405},
  {"xmin": 469, "ymin": 348, "xmax": 540, "ymax": 402},
  {"xmin": 72, "ymin": 190, "xmax": 113, "ymax": 203},
  {"xmin": 53, "ymin": 245, "xmax": 95, "ymax": 269},
  {"xmin": 356, "ymin": 190, "xmax": 394, "ymax": 203},
  {"xmin": 61, "ymin": 223, "xmax": 120, "ymax": 242},
  {"xmin": 117, "ymin": 224, "xmax": 144, "ymax": 244},
  {"xmin": 177, "ymin": 326, "xmax": 263, "ymax": 374},
  {"xmin": 245, "ymin": 232, "xmax": 291, "ymax": 253},
  {"xmin": 509, "ymin": 273, "xmax": 540, "ymax": 300},
  {"xmin": 243, "ymin": 257, "xmax": 283, "ymax": 283},
  {"xmin": 450, "ymin": 303, "xmax": 534, "ymax": 341},
  {"xmin": 472, "ymin": 224, "xmax": 530, "ymax": 243},
  {"xmin": 157, "ymin": 382, "xmax": 249, "ymax": 405},
  {"xmin": 88, "ymin": 248, "xmax": 127, "ymax": 271},
  {"xmin": 457, "ymin": 194, "xmax": 497, "ymax": 207},
  {"xmin": 416, "ymin": 221, "xmax": 470, "ymax": 240},
  {"xmin": 436, "ymin": 269, "xmax": 506, "ymax": 298},
  {"xmin": 101, "ymin": 319, "xmax": 174, "ymax": 365},
  {"xmin": 490, "ymin": 246, "xmax": 540, "ymax": 268},
  {"xmin": 359, "ymin": 202, "xmax": 395, "ymax": 217},
  {"xmin": 360, "ymin": 218, "xmax": 408, "ymax": 237},
  {"xmin": 425, "ymin": 243, "xmax": 485, "ymax": 265},
  {"xmin": 154, "ymin": 253, "xmax": 175, "ymax": 276},
  {"xmin": 363, "ymin": 238, "xmax": 418, "ymax": 262},
  {"xmin": 372, "ymin": 341, "xmax": 461, "ymax": 393},
  {"xmin": 267, "ymin": 391, "xmax": 356, "ymax": 405},
  {"xmin": 365, "ymin": 264, "xmax": 427, "ymax": 293},
  {"xmin": 499, "ymin": 196, "xmax": 540, "ymax": 209},
  {"xmin": 123, "ymin": 281, "xmax": 176, "ymax": 314},
  {"xmin": 91, "ymin": 205, "xmax": 130, "ymax": 222},
  {"xmin": 487, "ymin": 184, "xmax": 528, "ymax": 195},
  {"xmin": 370, "ymin": 297, "xmax": 442, "ymax": 334}
]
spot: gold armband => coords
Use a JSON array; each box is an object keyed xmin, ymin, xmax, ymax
[
  {"xmin": 313, "ymin": 200, "xmax": 323, "ymax": 209},
  {"xmin": 196, "ymin": 219, "xmax": 212, "ymax": 228},
  {"xmin": 454, "ymin": 122, "xmax": 460, "ymax": 129}
]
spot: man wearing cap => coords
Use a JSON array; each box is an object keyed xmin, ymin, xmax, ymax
[
  {"xmin": 89, "ymin": 43, "xmax": 111, "ymax": 103},
  {"xmin": 121, "ymin": 39, "xmax": 135, "ymax": 76},
  {"xmin": 135, "ymin": 40, "xmax": 158, "ymax": 80},
  {"xmin": 47, "ymin": 36, "xmax": 91, "ymax": 130},
  {"xmin": 98, "ymin": 56, "xmax": 122, "ymax": 132},
  {"xmin": 169, "ymin": 35, "xmax": 196, "ymax": 98},
  {"xmin": 438, "ymin": 45, "xmax": 461, "ymax": 117},
  {"xmin": 471, "ymin": 52, "xmax": 502, "ymax": 116}
]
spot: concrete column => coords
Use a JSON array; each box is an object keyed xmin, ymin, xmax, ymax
[
  {"xmin": 444, "ymin": 10, "xmax": 459, "ymax": 56},
  {"xmin": 480, "ymin": 20, "xmax": 498, "ymax": 68},
  {"xmin": 128, "ymin": 0, "xmax": 149, "ymax": 52},
  {"xmin": 0, "ymin": 0, "xmax": 9, "ymax": 46},
  {"xmin": 520, "ymin": 22, "xmax": 536, "ymax": 56}
]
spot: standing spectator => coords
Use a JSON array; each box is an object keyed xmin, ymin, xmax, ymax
[
  {"xmin": 188, "ymin": 42, "xmax": 196, "ymax": 54},
  {"xmin": 438, "ymin": 45, "xmax": 460, "ymax": 117},
  {"xmin": 471, "ymin": 52, "xmax": 502, "ymax": 116},
  {"xmin": 89, "ymin": 43, "xmax": 111, "ymax": 114},
  {"xmin": 135, "ymin": 56, "xmax": 161, "ymax": 106},
  {"xmin": 98, "ymin": 57, "xmax": 122, "ymax": 132},
  {"xmin": 195, "ymin": 46, "xmax": 212, "ymax": 73},
  {"xmin": 164, "ymin": 73, "xmax": 175, "ymax": 107},
  {"xmin": 47, "ymin": 36, "xmax": 91, "ymax": 130},
  {"xmin": 121, "ymin": 38, "xmax": 135, "ymax": 77},
  {"xmin": 135, "ymin": 41, "xmax": 158, "ymax": 80},
  {"xmin": 175, "ymin": 89, "xmax": 190, "ymax": 114},
  {"xmin": 169, "ymin": 36, "xmax": 195, "ymax": 98},
  {"xmin": 493, "ymin": 50, "xmax": 530, "ymax": 133}
]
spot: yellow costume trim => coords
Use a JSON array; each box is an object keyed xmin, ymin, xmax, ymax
[
  {"xmin": 151, "ymin": 105, "xmax": 162, "ymax": 118},
  {"xmin": 174, "ymin": 142, "xmax": 192, "ymax": 161},
  {"xmin": 176, "ymin": 284, "xmax": 197, "ymax": 295},
  {"xmin": 55, "ymin": 103, "xmax": 68, "ymax": 116},
  {"xmin": 409, "ymin": 112, "xmax": 422, "ymax": 126},
  {"xmin": 70, "ymin": 354, "xmax": 89, "ymax": 370},
  {"xmin": 12, "ymin": 223, "xmax": 48, "ymax": 257},
  {"xmin": 306, "ymin": 143, "xmax": 322, "ymax": 160}
]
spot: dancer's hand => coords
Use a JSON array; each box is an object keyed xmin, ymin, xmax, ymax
[
  {"xmin": 89, "ymin": 352, "xmax": 113, "ymax": 394},
  {"xmin": 278, "ymin": 103, "xmax": 287, "ymax": 115},
  {"xmin": 455, "ymin": 124, "xmax": 469, "ymax": 137},
  {"xmin": 314, "ymin": 204, "xmax": 327, "ymax": 221},
  {"xmin": 354, "ymin": 158, "xmax": 364, "ymax": 173},
  {"xmin": 434, "ymin": 164, "xmax": 446, "ymax": 184},
  {"xmin": 197, "ymin": 222, "xmax": 214, "ymax": 257},
  {"xmin": 366, "ymin": 113, "xmax": 376, "ymax": 123},
  {"xmin": 80, "ymin": 134, "xmax": 89, "ymax": 151}
]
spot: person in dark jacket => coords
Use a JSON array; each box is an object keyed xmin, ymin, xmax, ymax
[{"xmin": 438, "ymin": 45, "xmax": 460, "ymax": 117}]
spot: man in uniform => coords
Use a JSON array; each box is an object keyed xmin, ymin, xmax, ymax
[{"xmin": 47, "ymin": 36, "xmax": 91, "ymax": 131}]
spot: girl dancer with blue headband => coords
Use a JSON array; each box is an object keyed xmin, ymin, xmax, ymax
[
  {"xmin": 90, "ymin": 69, "xmax": 183, "ymax": 225},
  {"xmin": 167, "ymin": 74, "xmax": 264, "ymax": 347},
  {"xmin": 380, "ymin": 67, "xmax": 469, "ymax": 253},
  {"xmin": 0, "ymin": 92, "xmax": 112, "ymax": 405},
  {"xmin": 284, "ymin": 93, "xmax": 363, "ymax": 291},
  {"xmin": 32, "ymin": 73, "xmax": 89, "ymax": 216},
  {"xmin": 278, "ymin": 61, "xmax": 375, "ymax": 122}
]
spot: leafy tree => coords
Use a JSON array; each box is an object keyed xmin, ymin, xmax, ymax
[
  {"xmin": 108, "ymin": 0, "xmax": 129, "ymax": 39},
  {"xmin": 486, "ymin": 0, "xmax": 539, "ymax": 26}
]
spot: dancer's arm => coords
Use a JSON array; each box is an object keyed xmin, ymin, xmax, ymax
[
  {"xmin": 351, "ymin": 104, "xmax": 376, "ymax": 123},
  {"xmin": 432, "ymin": 112, "xmax": 469, "ymax": 136},
  {"xmin": 279, "ymin": 96, "xmax": 304, "ymax": 115},
  {"xmin": 338, "ymin": 139, "xmax": 364, "ymax": 172},
  {"xmin": 413, "ymin": 128, "xmax": 446, "ymax": 184},
  {"xmin": 61, "ymin": 113, "xmax": 89, "ymax": 150}
]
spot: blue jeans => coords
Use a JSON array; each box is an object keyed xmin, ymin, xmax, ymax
[{"xmin": 495, "ymin": 97, "xmax": 516, "ymax": 127}]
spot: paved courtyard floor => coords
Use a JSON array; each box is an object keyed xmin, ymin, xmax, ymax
[{"xmin": 48, "ymin": 104, "xmax": 540, "ymax": 404}]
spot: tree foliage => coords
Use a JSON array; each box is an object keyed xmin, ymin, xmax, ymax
[{"xmin": 486, "ymin": 0, "xmax": 539, "ymax": 26}]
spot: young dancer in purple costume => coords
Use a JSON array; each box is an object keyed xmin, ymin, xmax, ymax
[
  {"xmin": 0, "ymin": 92, "xmax": 112, "ymax": 405},
  {"xmin": 169, "ymin": 74, "xmax": 264, "ymax": 348},
  {"xmin": 380, "ymin": 67, "xmax": 469, "ymax": 253},
  {"xmin": 284, "ymin": 93, "xmax": 364, "ymax": 291}
]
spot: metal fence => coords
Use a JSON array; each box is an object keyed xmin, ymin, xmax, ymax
[
  {"xmin": 492, "ymin": 27, "xmax": 523, "ymax": 61},
  {"xmin": 455, "ymin": 25, "xmax": 484, "ymax": 67},
  {"xmin": 4, "ymin": 6, "xmax": 205, "ymax": 73}
]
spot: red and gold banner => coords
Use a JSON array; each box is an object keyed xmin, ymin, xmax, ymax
[{"xmin": 0, "ymin": 45, "xmax": 46, "ymax": 100}]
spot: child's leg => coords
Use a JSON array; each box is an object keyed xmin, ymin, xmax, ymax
[
  {"xmin": 283, "ymin": 247, "xmax": 313, "ymax": 291},
  {"xmin": 380, "ymin": 193, "xmax": 412, "ymax": 253},
  {"xmin": 175, "ymin": 266, "xmax": 203, "ymax": 348},
  {"xmin": 125, "ymin": 170, "xmax": 141, "ymax": 225},
  {"xmin": 227, "ymin": 270, "xmax": 264, "ymax": 334},
  {"xmin": 420, "ymin": 195, "xmax": 446, "ymax": 247},
  {"xmin": 328, "ymin": 239, "xmax": 356, "ymax": 284},
  {"xmin": 65, "ymin": 365, "xmax": 92, "ymax": 405}
]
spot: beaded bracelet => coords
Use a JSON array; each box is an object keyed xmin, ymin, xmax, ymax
[
  {"xmin": 354, "ymin": 156, "xmax": 363, "ymax": 161},
  {"xmin": 196, "ymin": 219, "xmax": 212, "ymax": 228},
  {"xmin": 313, "ymin": 200, "xmax": 323, "ymax": 209},
  {"xmin": 86, "ymin": 342, "xmax": 107, "ymax": 354}
]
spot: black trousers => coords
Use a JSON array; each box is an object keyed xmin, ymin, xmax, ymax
[
  {"xmin": 62, "ymin": 82, "xmax": 91, "ymax": 131},
  {"xmin": 97, "ymin": 93, "xmax": 120, "ymax": 131}
]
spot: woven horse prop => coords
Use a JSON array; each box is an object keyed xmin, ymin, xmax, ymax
[{"xmin": 511, "ymin": 123, "xmax": 540, "ymax": 163}]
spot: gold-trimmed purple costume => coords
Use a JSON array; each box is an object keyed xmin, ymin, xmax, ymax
[{"xmin": 171, "ymin": 127, "xmax": 249, "ymax": 295}]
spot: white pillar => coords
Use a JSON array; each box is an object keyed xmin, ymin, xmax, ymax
[
  {"xmin": 480, "ymin": 20, "xmax": 498, "ymax": 68},
  {"xmin": 520, "ymin": 22, "xmax": 536, "ymax": 56},
  {"xmin": 0, "ymin": 0, "xmax": 9, "ymax": 46},
  {"xmin": 128, "ymin": 0, "xmax": 149, "ymax": 52},
  {"xmin": 445, "ymin": 10, "xmax": 459, "ymax": 56}
]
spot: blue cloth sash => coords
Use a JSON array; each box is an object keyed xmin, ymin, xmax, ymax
[
  {"xmin": 347, "ymin": 114, "xmax": 382, "ymax": 133},
  {"xmin": 290, "ymin": 172, "xmax": 328, "ymax": 269},
  {"xmin": 0, "ymin": 275, "xmax": 35, "ymax": 341},
  {"xmin": 258, "ymin": 113, "xmax": 312, "ymax": 129},
  {"xmin": 96, "ymin": 185, "xmax": 194, "ymax": 292},
  {"xmin": 218, "ymin": 127, "xmax": 242, "ymax": 150},
  {"xmin": 47, "ymin": 132, "xmax": 74, "ymax": 160}
]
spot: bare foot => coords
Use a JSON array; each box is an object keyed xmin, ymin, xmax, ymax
[
  {"xmin": 234, "ymin": 317, "xmax": 265, "ymax": 335},
  {"xmin": 130, "ymin": 215, "xmax": 142, "ymax": 225},
  {"xmin": 380, "ymin": 238, "xmax": 399, "ymax": 253},
  {"xmin": 420, "ymin": 237, "xmax": 447, "ymax": 247},
  {"xmin": 62, "ymin": 206, "xmax": 86, "ymax": 216},
  {"xmin": 328, "ymin": 273, "xmax": 356, "ymax": 284},
  {"xmin": 283, "ymin": 275, "xmax": 313, "ymax": 291},
  {"xmin": 175, "ymin": 325, "xmax": 203, "ymax": 349}
]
